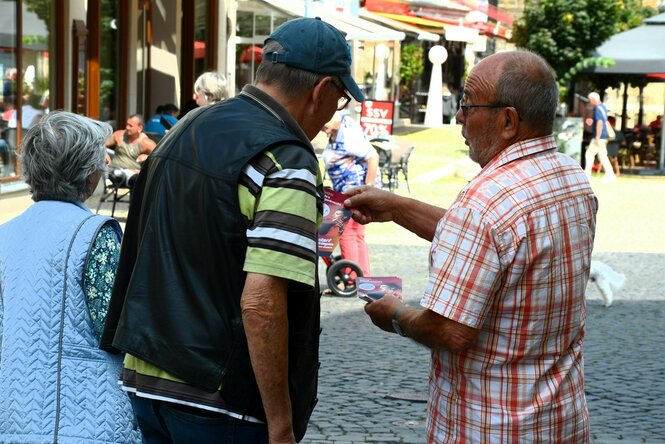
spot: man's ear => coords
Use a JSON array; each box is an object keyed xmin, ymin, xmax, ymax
[
  {"xmin": 308, "ymin": 77, "xmax": 330, "ymax": 115},
  {"xmin": 500, "ymin": 107, "xmax": 520, "ymax": 139}
]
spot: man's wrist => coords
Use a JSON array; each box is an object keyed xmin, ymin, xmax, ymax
[{"xmin": 392, "ymin": 306, "xmax": 408, "ymax": 337}]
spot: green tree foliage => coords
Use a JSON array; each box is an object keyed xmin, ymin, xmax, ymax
[
  {"xmin": 399, "ymin": 45, "xmax": 425, "ymax": 94},
  {"xmin": 513, "ymin": 0, "xmax": 657, "ymax": 89},
  {"xmin": 616, "ymin": 0, "xmax": 657, "ymax": 32},
  {"xmin": 24, "ymin": 0, "xmax": 51, "ymax": 32},
  {"xmin": 512, "ymin": 0, "xmax": 619, "ymax": 84}
]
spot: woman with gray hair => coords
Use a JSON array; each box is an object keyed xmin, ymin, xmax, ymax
[
  {"xmin": 0, "ymin": 111, "xmax": 141, "ymax": 442},
  {"xmin": 193, "ymin": 71, "xmax": 228, "ymax": 106}
]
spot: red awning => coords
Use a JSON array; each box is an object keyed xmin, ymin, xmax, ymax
[{"xmin": 366, "ymin": 0, "xmax": 513, "ymax": 40}]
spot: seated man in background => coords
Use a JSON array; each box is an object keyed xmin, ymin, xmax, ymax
[
  {"xmin": 144, "ymin": 103, "xmax": 179, "ymax": 135},
  {"xmin": 105, "ymin": 114, "xmax": 156, "ymax": 187}
]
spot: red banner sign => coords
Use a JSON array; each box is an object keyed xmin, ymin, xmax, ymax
[{"xmin": 360, "ymin": 100, "xmax": 395, "ymax": 137}]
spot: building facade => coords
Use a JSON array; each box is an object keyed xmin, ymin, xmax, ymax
[{"xmin": 0, "ymin": 0, "xmax": 510, "ymax": 193}]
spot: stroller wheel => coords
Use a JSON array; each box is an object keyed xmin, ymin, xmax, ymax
[{"xmin": 326, "ymin": 259, "xmax": 363, "ymax": 297}]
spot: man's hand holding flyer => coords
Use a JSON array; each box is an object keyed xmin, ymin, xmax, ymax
[{"xmin": 357, "ymin": 276, "xmax": 403, "ymax": 303}]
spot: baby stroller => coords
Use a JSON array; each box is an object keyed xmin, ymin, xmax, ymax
[{"xmin": 320, "ymin": 253, "xmax": 363, "ymax": 297}]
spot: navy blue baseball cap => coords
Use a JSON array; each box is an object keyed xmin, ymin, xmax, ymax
[{"xmin": 265, "ymin": 17, "xmax": 364, "ymax": 102}]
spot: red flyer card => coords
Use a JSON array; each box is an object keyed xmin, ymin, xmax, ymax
[{"xmin": 318, "ymin": 187, "xmax": 352, "ymax": 258}]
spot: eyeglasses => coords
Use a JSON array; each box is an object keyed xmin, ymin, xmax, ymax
[
  {"xmin": 329, "ymin": 77, "xmax": 351, "ymax": 111},
  {"xmin": 458, "ymin": 102, "xmax": 510, "ymax": 117}
]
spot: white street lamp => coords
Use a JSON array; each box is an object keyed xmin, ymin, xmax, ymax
[{"xmin": 424, "ymin": 45, "xmax": 448, "ymax": 127}]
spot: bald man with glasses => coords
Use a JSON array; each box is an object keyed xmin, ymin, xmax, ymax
[{"xmin": 345, "ymin": 50, "xmax": 596, "ymax": 443}]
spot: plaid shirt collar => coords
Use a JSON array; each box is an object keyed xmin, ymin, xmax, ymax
[{"xmin": 480, "ymin": 134, "xmax": 558, "ymax": 177}]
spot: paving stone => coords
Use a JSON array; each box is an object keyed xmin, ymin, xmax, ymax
[{"xmin": 309, "ymin": 248, "xmax": 665, "ymax": 443}]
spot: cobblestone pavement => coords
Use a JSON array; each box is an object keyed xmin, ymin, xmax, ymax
[
  {"xmin": 303, "ymin": 245, "xmax": 665, "ymax": 444},
  {"xmin": 3, "ymin": 181, "xmax": 664, "ymax": 443}
]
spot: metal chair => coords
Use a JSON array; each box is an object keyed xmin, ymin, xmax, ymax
[
  {"xmin": 391, "ymin": 145, "xmax": 415, "ymax": 192},
  {"xmin": 371, "ymin": 138, "xmax": 415, "ymax": 192},
  {"xmin": 96, "ymin": 174, "xmax": 132, "ymax": 218},
  {"xmin": 145, "ymin": 131, "xmax": 164, "ymax": 144},
  {"xmin": 370, "ymin": 141, "xmax": 395, "ymax": 190}
]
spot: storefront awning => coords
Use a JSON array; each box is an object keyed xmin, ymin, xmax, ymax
[
  {"xmin": 358, "ymin": 8, "xmax": 440, "ymax": 42},
  {"xmin": 262, "ymin": 0, "xmax": 405, "ymax": 41},
  {"xmin": 373, "ymin": 11, "xmax": 453, "ymax": 30},
  {"xmin": 365, "ymin": 0, "xmax": 512, "ymax": 41}
]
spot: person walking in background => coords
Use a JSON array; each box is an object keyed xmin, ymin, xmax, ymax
[
  {"xmin": 345, "ymin": 50, "xmax": 596, "ymax": 443},
  {"xmin": 105, "ymin": 113, "xmax": 156, "ymax": 187},
  {"xmin": 585, "ymin": 91, "xmax": 616, "ymax": 182},
  {"xmin": 322, "ymin": 113, "xmax": 379, "ymax": 277},
  {"xmin": 144, "ymin": 103, "xmax": 179, "ymax": 135},
  {"xmin": 441, "ymin": 84, "xmax": 457, "ymax": 124},
  {"xmin": 0, "ymin": 111, "xmax": 141, "ymax": 443},
  {"xmin": 101, "ymin": 17, "xmax": 363, "ymax": 443}
]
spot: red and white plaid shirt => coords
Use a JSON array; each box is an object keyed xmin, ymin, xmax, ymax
[{"xmin": 421, "ymin": 135, "xmax": 597, "ymax": 443}]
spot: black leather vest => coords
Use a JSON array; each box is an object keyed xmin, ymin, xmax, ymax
[{"xmin": 101, "ymin": 94, "xmax": 321, "ymax": 440}]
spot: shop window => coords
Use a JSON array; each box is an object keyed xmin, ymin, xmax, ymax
[
  {"xmin": 236, "ymin": 44, "xmax": 262, "ymax": 92},
  {"xmin": 234, "ymin": 6, "xmax": 289, "ymax": 91},
  {"xmin": 237, "ymin": 11, "xmax": 253, "ymax": 38},
  {"xmin": 72, "ymin": 19, "xmax": 87, "ymax": 116},
  {"xmin": 1, "ymin": 0, "xmax": 18, "ymax": 179},
  {"xmin": 254, "ymin": 14, "xmax": 271, "ymax": 36},
  {"xmin": 273, "ymin": 15, "xmax": 287, "ymax": 30},
  {"xmin": 194, "ymin": 0, "xmax": 208, "ymax": 80},
  {"xmin": 21, "ymin": 0, "xmax": 53, "ymax": 128},
  {"xmin": 100, "ymin": 0, "xmax": 119, "ymax": 127},
  {"xmin": 1, "ymin": 0, "xmax": 56, "ymax": 180}
]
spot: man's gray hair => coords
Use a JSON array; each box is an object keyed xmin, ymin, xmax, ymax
[
  {"xmin": 495, "ymin": 50, "xmax": 559, "ymax": 132},
  {"xmin": 129, "ymin": 113, "xmax": 145, "ymax": 127},
  {"xmin": 255, "ymin": 40, "xmax": 325, "ymax": 98},
  {"xmin": 21, "ymin": 111, "xmax": 112, "ymax": 202},
  {"xmin": 194, "ymin": 72, "xmax": 228, "ymax": 104}
]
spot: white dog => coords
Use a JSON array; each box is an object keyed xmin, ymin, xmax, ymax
[{"xmin": 588, "ymin": 260, "xmax": 625, "ymax": 307}]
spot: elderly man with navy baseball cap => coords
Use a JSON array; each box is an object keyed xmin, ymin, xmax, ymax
[
  {"xmin": 266, "ymin": 16, "xmax": 365, "ymax": 105},
  {"xmin": 101, "ymin": 16, "xmax": 360, "ymax": 444}
]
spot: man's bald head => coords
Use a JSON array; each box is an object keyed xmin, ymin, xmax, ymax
[{"xmin": 476, "ymin": 50, "xmax": 559, "ymax": 135}]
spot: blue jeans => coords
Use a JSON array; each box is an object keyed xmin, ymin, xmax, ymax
[{"xmin": 130, "ymin": 395, "xmax": 269, "ymax": 443}]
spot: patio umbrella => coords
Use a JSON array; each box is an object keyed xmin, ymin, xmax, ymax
[
  {"xmin": 241, "ymin": 45, "xmax": 262, "ymax": 64},
  {"xmin": 194, "ymin": 41, "xmax": 205, "ymax": 59},
  {"xmin": 591, "ymin": 13, "xmax": 665, "ymax": 75}
]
